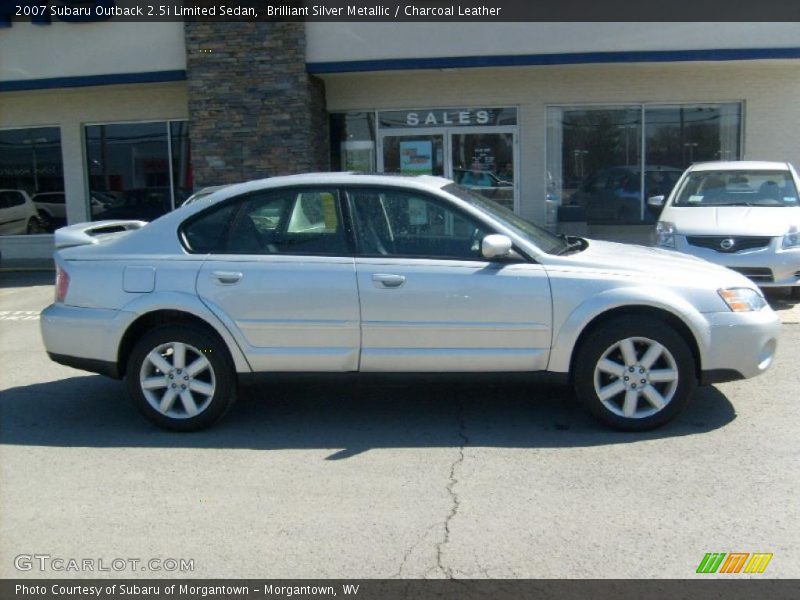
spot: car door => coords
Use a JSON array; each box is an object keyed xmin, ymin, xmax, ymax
[
  {"xmin": 191, "ymin": 187, "xmax": 360, "ymax": 372},
  {"xmin": 346, "ymin": 186, "xmax": 552, "ymax": 372},
  {"xmin": 0, "ymin": 191, "xmax": 30, "ymax": 235}
]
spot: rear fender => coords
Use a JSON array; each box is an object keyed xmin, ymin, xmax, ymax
[{"xmin": 118, "ymin": 292, "xmax": 252, "ymax": 373}]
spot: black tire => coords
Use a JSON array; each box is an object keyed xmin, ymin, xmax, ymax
[
  {"xmin": 126, "ymin": 324, "xmax": 237, "ymax": 431},
  {"xmin": 790, "ymin": 286, "xmax": 800, "ymax": 301},
  {"xmin": 573, "ymin": 316, "xmax": 697, "ymax": 431},
  {"xmin": 26, "ymin": 216, "xmax": 46, "ymax": 234},
  {"xmin": 37, "ymin": 211, "xmax": 54, "ymax": 232}
]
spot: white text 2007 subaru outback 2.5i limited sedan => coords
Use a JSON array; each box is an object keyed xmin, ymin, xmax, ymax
[{"xmin": 41, "ymin": 174, "xmax": 781, "ymax": 432}]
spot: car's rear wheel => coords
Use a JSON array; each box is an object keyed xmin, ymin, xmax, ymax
[
  {"xmin": 26, "ymin": 216, "xmax": 46, "ymax": 234},
  {"xmin": 573, "ymin": 316, "xmax": 696, "ymax": 431},
  {"xmin": 126, "ymin": 325, "xmax": 236, "ymax": 431},
  {"xmin": 36, "ymin": 211, "xmax": 54, "ymax": 232}
]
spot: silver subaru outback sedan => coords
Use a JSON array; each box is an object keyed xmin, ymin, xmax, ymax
[{"xmin": 40, "ymin": 173, "xmax": 780, "ymax": 432}]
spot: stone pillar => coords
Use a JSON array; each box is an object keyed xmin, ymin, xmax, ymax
[{"xmin": 184, "ymin": 22, "xmax": 329, "ymax": 189}]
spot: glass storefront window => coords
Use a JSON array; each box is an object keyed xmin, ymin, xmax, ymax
[
  {"xmin": 382, "ymin": 135, "xmax": 445, "ymax": 176},
  {"xmin": 85, "ymin": 121, "xmax": 191, "ymax": 222},
  {"xmin": 0, "ymin": 127, "xmax": 63, "ymax": 235},
  {"xmin": 331, "ymin": 109, "xmax": 519, "ymax": 213},
  {"xmin": 547, "ymin": 103, "xmax": 742, "ymax": 225},
  {"xmin": 170, "ymin": 121, "xmax": 193, "ymax": 204},
  {"xmin": 330, "ymin": 112, "xmax": 376, "ymax": 171},
  {"xmin": 451, "ymin": 132, "xmax": 515, "ymax": 211},
  {"xmin": 644, "ymin": 104, "xmax": 741, "ymax": 172},
  {"xmin": 549, "ymin": 107, "xmax": 644, "ymax": 223}
]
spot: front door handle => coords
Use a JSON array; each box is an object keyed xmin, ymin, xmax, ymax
[
  {"xmin": 211, "ymin": 271, "xmax": 243, "ymax": 285},
  {"xmin": 372, "ymin": 273, "xmax": 406, "ymax": 288}
]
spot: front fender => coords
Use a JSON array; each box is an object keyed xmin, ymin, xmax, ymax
[
  {"xmin": 115, "ymin": 291, "xmax": 252, "ymax": 373},
  {"xmin": 547, "ymin": 286, "xmax": 712, "ymax": 374}
]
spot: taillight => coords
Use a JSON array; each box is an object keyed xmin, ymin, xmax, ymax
[{"xmin": 55, "ymin": 264, "xmax": 70, "ymax": 303}]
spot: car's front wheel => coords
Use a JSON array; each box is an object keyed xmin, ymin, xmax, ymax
[
  {"xmin": 573, "ymin": 316, "xmax": 696, "ymax": 431},
  {"xmin": 126, "ymin": 325, "xmax": 237, "ymax": 431}
]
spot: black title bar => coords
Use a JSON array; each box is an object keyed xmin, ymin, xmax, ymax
[{"xmin": 2, "ymin": 0, "xmax": 800, "ymax": 24}]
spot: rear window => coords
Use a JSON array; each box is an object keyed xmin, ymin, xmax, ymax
[
  {"xmin": 673, "ymin": 170, "xmax": 799, "ymax": 207},
  {"xmin": 0, "ymin": 191, "xmax": 25, "ymax": 208},
  {"xmin": 181, "ymin": 188, "xmax": 348, "ymax": 255},
  {"xmin": 181, "ymin": 203, "xmax": 237, "ymax": 253},
  {"xmin": 34, "ymin": 193, "xmax": 66, "ymax": 204}
]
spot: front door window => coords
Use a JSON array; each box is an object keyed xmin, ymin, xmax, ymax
[{"xmin": 347, "ymin": 188, "xmax": 489, "ymax": 260}]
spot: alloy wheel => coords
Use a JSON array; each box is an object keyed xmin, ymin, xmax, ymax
[
  {"xmin": 593, "ymin": 336, "xmax": 679, "ymax": 419},
  {"xmin": 139, "ymin": 341, "xmax": 216, "ymax": 419}
]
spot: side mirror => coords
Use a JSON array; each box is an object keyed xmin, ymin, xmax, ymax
[
  {"xmin": 647, "ymin": 195, "xmax": 666, "ymax": 208},
  {"xmin": 481, "ymin": 234, "xmax": 513, "ymax": 259}
]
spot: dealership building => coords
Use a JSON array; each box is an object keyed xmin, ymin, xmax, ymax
[{"xmin": 1, "ymin": 20, "xmax": 799, "ymax": 262}]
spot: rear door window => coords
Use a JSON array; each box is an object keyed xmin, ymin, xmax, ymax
[{"xmin": 182, "ymin": 188, "xmax": 349, "ymax": 255}]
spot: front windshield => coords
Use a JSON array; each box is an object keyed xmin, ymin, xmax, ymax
[
  {"xmin": 443, "ymin": 183, "xmax": 568, "ymax": 254},
  {"xmin": 672, "ymin": 170, "xmax": 799, "ymax": 207}
]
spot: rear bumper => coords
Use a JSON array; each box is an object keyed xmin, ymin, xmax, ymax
[{"xmin": 40, "ymin": 303, "xmax": 131, "ymax": 378}]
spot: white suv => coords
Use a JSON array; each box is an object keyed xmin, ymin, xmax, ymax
[{"xmin": 652, "ymin": 161, "xmax": 800, "ymax": 298}]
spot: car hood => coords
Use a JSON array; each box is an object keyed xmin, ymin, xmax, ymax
[
  {"xmin": 550, "ymin": 239, "xmax": 751, "ymax": 287},
  {"xmin": 664, "ymin": 206, "xmax": 800, "ymax": 236}
]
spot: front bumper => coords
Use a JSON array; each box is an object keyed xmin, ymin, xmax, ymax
[
  {"xmin": 670, "ymin": 235, "xmax": 800, "ymax": 287},
  {"xmin": 701, "ymin": 307, "xmax": 781, "ymax": 381}
]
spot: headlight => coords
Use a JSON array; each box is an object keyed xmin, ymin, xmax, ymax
[
  {"xmin": 656, "ymin": 221, "xmax": 675, "ymax": 248},
  {"xmin": 782, "ymin": 226, "xmax": 800, "ymax": 249},
  {"xmin": 718, "ymin": 287, "xmax": 767, "ymax": 312}
]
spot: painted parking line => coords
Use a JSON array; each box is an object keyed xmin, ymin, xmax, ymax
[{"xmin": 0, "ymin": 311, "xmax": 40, "ymax": 321}]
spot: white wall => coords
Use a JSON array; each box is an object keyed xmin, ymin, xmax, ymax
[
  {"xmin": 0, "ymin": 21, "xmax": 186, "ymax": 82},
  {"xmin": 322, "ymin": 60, "xmax": 800, "ymax": 224},
  {"xmin": 306, "ymin": 23, "xmax": 800, "ymax": 63}
]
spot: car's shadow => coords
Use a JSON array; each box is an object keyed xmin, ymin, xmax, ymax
[
  {"xmin": 0, "ymin": 375, "xmax": 736, "ymax": 458},
  {"xmin": 765, "ymin": 287, "xmax": 799, "ymax": 313}
]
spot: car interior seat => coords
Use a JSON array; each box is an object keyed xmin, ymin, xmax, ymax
[{"xmin": 758, "ymin": 180, "xmax": 781, "ymax": 201}]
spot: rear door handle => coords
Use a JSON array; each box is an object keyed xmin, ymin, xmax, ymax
[
  {"xmin": 211, "ymin": 271, "xmax": 243, "ymax": 285},
  {"xmin": 372, "ymin": 273, "xmax": 406, "ymax": 288}
]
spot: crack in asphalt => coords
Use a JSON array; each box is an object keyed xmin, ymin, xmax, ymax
[
  {"xmin": 393, "ymin": 522, "xmax": 440, "ymax": 578},
  {"xmin": 434, "ymin": 401, "xmax": 469, "ymax": 579}
]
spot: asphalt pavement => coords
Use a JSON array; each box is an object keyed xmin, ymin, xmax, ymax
[{"xmin": 1, "ymin": 271, "xmax": 798, "ymax": 578}]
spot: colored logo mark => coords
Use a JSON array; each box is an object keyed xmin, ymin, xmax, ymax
[{"xmin": 696, "ymin": 552, "xmax": 773, "ymax": 574}]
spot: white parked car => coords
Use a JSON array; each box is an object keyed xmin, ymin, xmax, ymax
[
  {"xmin": 0, "ymin": 189, "xmax": 45, "ymax": 235},
  {"xmin": 32, "ymin": 191, "xmax": 67, "ymax": 230},
  {"xmin": 651, "ymin": 161, "xmax": 800, "ymax": 298},
  {"xmin": 41, "ymin": 174, "xmax": 780, "ymax": 432}
]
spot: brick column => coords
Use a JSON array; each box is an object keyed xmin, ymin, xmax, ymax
[{"xmin": 184, "ymin": 22, "xmax": 329, "ymax": 188}]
